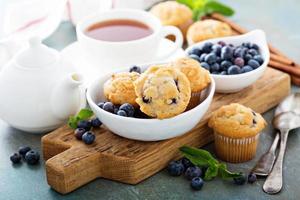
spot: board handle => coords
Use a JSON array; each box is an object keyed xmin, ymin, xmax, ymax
[{"xmin": 45, "ymin": 146, "xmax": 101, "ymax": 194}]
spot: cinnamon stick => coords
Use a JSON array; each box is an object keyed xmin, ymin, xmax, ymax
[
  {"xmin": 291, "ymin": 76, "xmax": 300, "ymax": 86},
  {"xmin": 270, "ymin": 53, "xmax": 295, "ymax": 66},
  {"xmin": 269, "ymin": 60, "xmax": 300, "ymax": 77}
]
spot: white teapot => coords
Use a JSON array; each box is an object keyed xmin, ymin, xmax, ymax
[{"xmin": 0, "ymin": 37, "xmax": 86, "ymax": 133}]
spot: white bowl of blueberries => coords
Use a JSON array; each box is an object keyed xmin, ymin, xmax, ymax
[{"xmin": 185, "ymin": 29, "xmax": 270, "ymax": 93}]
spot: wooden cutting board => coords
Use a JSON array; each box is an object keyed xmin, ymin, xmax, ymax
[{"xmin": 42, "ymin": 67, "xmax": 290, "ymax": 194}]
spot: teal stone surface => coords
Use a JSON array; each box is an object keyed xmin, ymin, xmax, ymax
[{"xmin": 1, "ymin": 0, "xmax": 300, "ymax": 199}]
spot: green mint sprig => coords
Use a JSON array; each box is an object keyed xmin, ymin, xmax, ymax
[
  {"xmin": 180, "ymin": 146, "xmax": 242, "ymax": 181},
  {"xmin": 68, "ymin": 108, "xmax": 94, "ymax": 129},
  {"xmin": 176, "ymin": 0, "xmax": 235, "ymax": 21}
]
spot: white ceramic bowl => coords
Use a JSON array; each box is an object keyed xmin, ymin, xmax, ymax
[
  {"xmin": 185, "ymin": 30, "xmax": 270, "ymax": 93},
  {"xmin": 86, "ymin": 65, "xmax": 215, "ymax": 141}
]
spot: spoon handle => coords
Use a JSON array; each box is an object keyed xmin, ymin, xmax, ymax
[{"xmin": 263, "ymin": 129, "xmax": 289, "ymax": 194}]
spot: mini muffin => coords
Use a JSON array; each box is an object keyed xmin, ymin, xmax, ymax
[
  {"xmin": 150, "ymin": 1, "xmax": 193, "ymax": 38},
  {"xmin": 208, "ymin": 103, "xmax": 266, "ymax": 163},
  {"xmin": 187, "ymin": 19, "xmax": 232, "ymax": 45},
  {"xmin": 104, "ymin": 72, "xmax": 140, "ymax": 107},
  {"xmin": 172, "ymin": 57, "xmax": 211, "ymax": 109},
  {"xmin": 134, "ymin": 65, "xmax": 191, "ymax": 119}
]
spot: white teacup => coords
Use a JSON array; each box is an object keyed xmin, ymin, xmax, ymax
[{"xmin": 76, "ymin": 9, "xmax": 183, "ymax": 69}]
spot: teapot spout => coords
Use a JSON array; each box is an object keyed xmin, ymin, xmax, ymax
[{"xmin": 51, "ymin": 73, "xmax": 86, "ymax": 121}]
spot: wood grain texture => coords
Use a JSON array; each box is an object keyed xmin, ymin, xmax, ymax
[{"xmin": 42, "ymin": 67, "xmax": 290, "ymax": 194}]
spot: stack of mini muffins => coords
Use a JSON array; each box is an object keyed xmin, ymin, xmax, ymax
[
  {"xmin": 150, "ymin": 1, "xmax": 232, "ymax": 45},
  {"xmin": 103, "ymin": 57, "xmax": 211, "ymax": 119}
]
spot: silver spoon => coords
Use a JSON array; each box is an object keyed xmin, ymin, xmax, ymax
[
  {"xmin": 263, "ymin": 112, "xmax": 300, "ymax": 194},
  {"xmin": 252, "ymin": 93, "xmax": 300, "ymax": 176}
]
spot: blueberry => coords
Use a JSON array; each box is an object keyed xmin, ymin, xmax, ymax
[
  {"xmin": 119, "ymin": 103, "xmax": 135, "ymax": 117},
  {"xmin": 114, "ymin": 107, "xmax": 119, "ymax": 114},
  {"xmin": 220, "ymin": 60, "xmax": 232, "ymax": 69},
  {"xmin": 210, "ymin": 63, "xmax": 220, "ymax": 72},
  {"xmin": 74, "ymin": 128, "xmax": 86, "ymax": 140},
  {"xmin": 216, "ymin": 56, "xmax": 222, "ymax": 64},
  {"xmin": 253, "ymin": 55, "xmax": 264, "ymax": 64},
  {"xmin": 200, "ymin": 62, "xmax": 210, "ymax": 71},
  {"xmin": 185, "ymin": 166, "xmax": 202, "ymax": 180},
  {"xmin": 18, "ymin": 146, "xmax": 31, "ymax": 158},
  {"xmin": 191, "ymin": 177, "xmax": 204, "ymax": 190},
  {"xmin": 117, "ymin": 110, "xmax": 127, "ymax": 117},
  {"xmin": 233, "ymin": 48, "xmax": 246, "ymax": 58},
  {"xmin": 189, "ymin": 54, "xmax": 200, "ymax": 62},
  {"xmin": 97, "ymin": 102, "xmax": 105, "ymax": 109},
  {"xmin": 167, "ymin": 161, "xmax": 184, "ymax": 176},
  {"xmin": 211, "ymin": 71, "xmax": 218, "ymax": 74},
  {"xmin": 103, "ymin": 102, "xmax": 115, "ymax": 113},
  {"xmin": 129, "ymin": 65, "xmax": 141, "ymax": 73},
  {"xmin": 249, "ymin": 43, "xmax": 259, "ymax": 50},
  {"xmin": 220, "ymin": 71, "xmax": 227, "ymax": 75},
  {"xmin": 91, "ymin": 118, "xmax": 102, "ymax": 128},
  {"xmin": 248, "ymin": 49, "xmax": 258, "ymax": 56},
  {"xmin": 82, "ymin": 131, "xmax": 96, "ymax": 145},
  {"xmin": 248, "ymin": 173, "xmax": 257, "ymax": 184},
  {"xmin": 233, "ymin": 174, "xmax": 246, "ymax": 185},
  {"xmin": 241, "ymin": 65, "xmax": 253, "ymax": 73},
  {"xmin": 242, "ymin": 42, "xmax": 251, "ymax": 48},
  {"xmin": 248, "ymin": 59, "xmax": 260, "ymax": 69},
  {"xmin": 201, "ymin": 42, "xmax": 213, "ymax": 53},
  {"xmin": 234, "ymin": 57, "xmax": 245, "ymax": 67},
  {"xmin": 25, "ymin": 150, "xmax": 40, "ymax": 165},
  {"xmin": 221, "ymin": 46, "xmax": 233, "ymax": 60},
  {"xmin": 10, "ymin": 153, "xmax": 22, "ymax": 164},
  {"xmin": 218, "ymin": 41, "xmax": 226, "ymax": 46},
  {"xmin": 204, "ymin": 53, "xmax": 217, "ymax": 65},
  {"xmin": 180, "ymin": 158, "xmax": 194, "ymax": 170},
  {"xmin": 244, "ymin": 53, "xmax": 252, "ymax": 62},
  {"xmin": 189, "ymin": 48, "xmax": 202, "ymax": 56},
  {"xmin": 77, "ymin": 120, "xmax": 92, "ymax": 131},
  {"xmin": 199, "ymin": 53, "xmax": 207, "ymax": 62},
  {"xmin": 227, "ymin": 65, "xmax": 241, "ymax": 75},
  {"xmin": 212, "ymin": 44, "xmax": 222, "ymax": 56}
]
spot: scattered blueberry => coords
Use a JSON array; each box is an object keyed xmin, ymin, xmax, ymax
[
  {"xmin": 191, "ymin": 177, "xmax": 204, "ymax": 190},
  {"xmin": 97, "ymin": 102, "xmax": 105, "ymax": 109},
  {"xmin": 180, "ymin": 157, "xmax": 194, "ymax": 170},
  {"xmin": 18, "ymin": 146, "xmax": 31, "ymax": 158},
  {"xmin": 167, "ymin": 161, "xmax": 185, "ymax": 176},
  {"xmin": 185, "ymin": 166, "xmax": 202, "ymax": 180},
  {"xmin": 241, "ymin": 65, "xmax": 253, "ymax": 73},
  {"xmin": 200, "ymin": 62, "xmax": 210, "ymax": 71},
  {"xmin": 205, "ymin": 53, "xmax": 217, "ymax": 65},
  {"xmin": 25, "ymin": 150, "xmax": 40, "ymax": 165},
  {"xmin": 248, "ymin": 59, "xmax": 260, "ymax": 69},
  {"xmin": 117, "ymin": 110, "xmax": 127, "ymax": 117},
  {"xmin": 91, "ymin": 118, "xmax": 102, "ymax": 128},
  {"xmin": 234, "ymin": 57, "xmax": 245, "ymax": 67},
  {"xmin": 82, "ymin": 131, "xmax": 96, "ymax": 145},
  {"xmin": 227, "ymin": 65, "xmax": 241, "ymax": 75},
  {"xmin": 77, "ymin": 120, "xmax": 92, "ymax": 131},
  {"xmin": 119, "ymin": 103, "xmax": 135, "ymax": 117},
  {"xmin": 74, "ymin": 128, "xmax": 86, "ymax": 140},
  {"xmin": 10, "ymin": 153, "xmax": 22, "ymax": 164},
  {"xmin": 248, "ymin": 173, "xmax": 257, "ymax": 184},
  {"xmin": 103, "ymin": 102, "xmax": 115, "ymax": 113},
  {"xmin": 233, "ymin": 174, "xmax": 246, "ymax": 185},
  {"xmin": 129, "ymin": 65, "xmax": 141, "ymax": 73}
]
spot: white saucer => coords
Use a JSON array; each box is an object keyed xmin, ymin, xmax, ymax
[{"xmin": 60, "ymin": 38, "xmax": 185, "ymax": 82}]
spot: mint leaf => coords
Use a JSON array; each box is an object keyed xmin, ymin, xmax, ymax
[
  {"xmin": 204, "ymin": 160, "xmax": 219, "ymax": 181},
  {"xmin": 218, "ymin": 163, "xmax": 242, "ymax": 179},
  {"xmin": 68, "ymin": 116, "xmax": 78, "ymax": 129},
  {"xmin": 77, "ymin": 109, "xmax": 93, "ymax": 120},
  {"xmin": 180, "ymin": 146, "xmax": 218, "ymax": 164},
  {"xmin": 181, "ymin": 152, "xmax": 209, "ymax": 167},
  {"xmin": 176, "ymin": 0, "xmax": 195, "ymax": 9},
  {"xmin": 204, "ymin": 1, "xmax": 234, "ymax": 16},
  {"xmin": 192, "ymin": 8, "xmax": 205, "ymax": 21}
]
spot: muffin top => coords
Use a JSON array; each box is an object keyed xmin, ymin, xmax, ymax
[
  {"xmin": 104, "ymin": 72, "xmax": 140, "ymax": 107},
  {"xmin": 150, "ymin": 1, "xmax": 193, "ymax": 26},
  {"xmin": 208, "ymin": 103, "xmax": 266, "ymax": 138},
  {"xmin": 187, "ymin": 19, "xmax": 232, "ymax": 45},
  {"xmin": 171, "ymin": 57, "xmax": 211, "ymax": 92},
  {"xmin": 134, "ymin": 65, "xmax": 191, "ymax": 119}
]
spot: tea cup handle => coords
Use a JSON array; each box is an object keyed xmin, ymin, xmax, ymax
[{"xmin": 156, "ymin": 26, "xmax": 183, "ymax": 60}]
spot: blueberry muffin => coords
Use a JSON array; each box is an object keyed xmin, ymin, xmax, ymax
[
  {"xmin": 134, "ymin": 65, "xmax": 191, "ymax": 119},
  {"xmin": 208, "ymin": 103, "xmax": 266, "ymax": 163},
  {"xmin": 187, "ymin": 19, "xmax": 232, "ymax": 46},
  {"xmin": 150, "ymin": 1, "xmax": 193, "ymax": 38},
  {"xmin": 104, "ymin": 72, "xmax": 140, "ymax": 107},
  {"xmin": 171, "ymin": 57, "xmax": 211, "ymax": 109}
]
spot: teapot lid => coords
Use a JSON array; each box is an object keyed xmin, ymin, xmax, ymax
[{"xmin": 16, "ymin": 37, "xmax": 59, "ymax": 68}]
